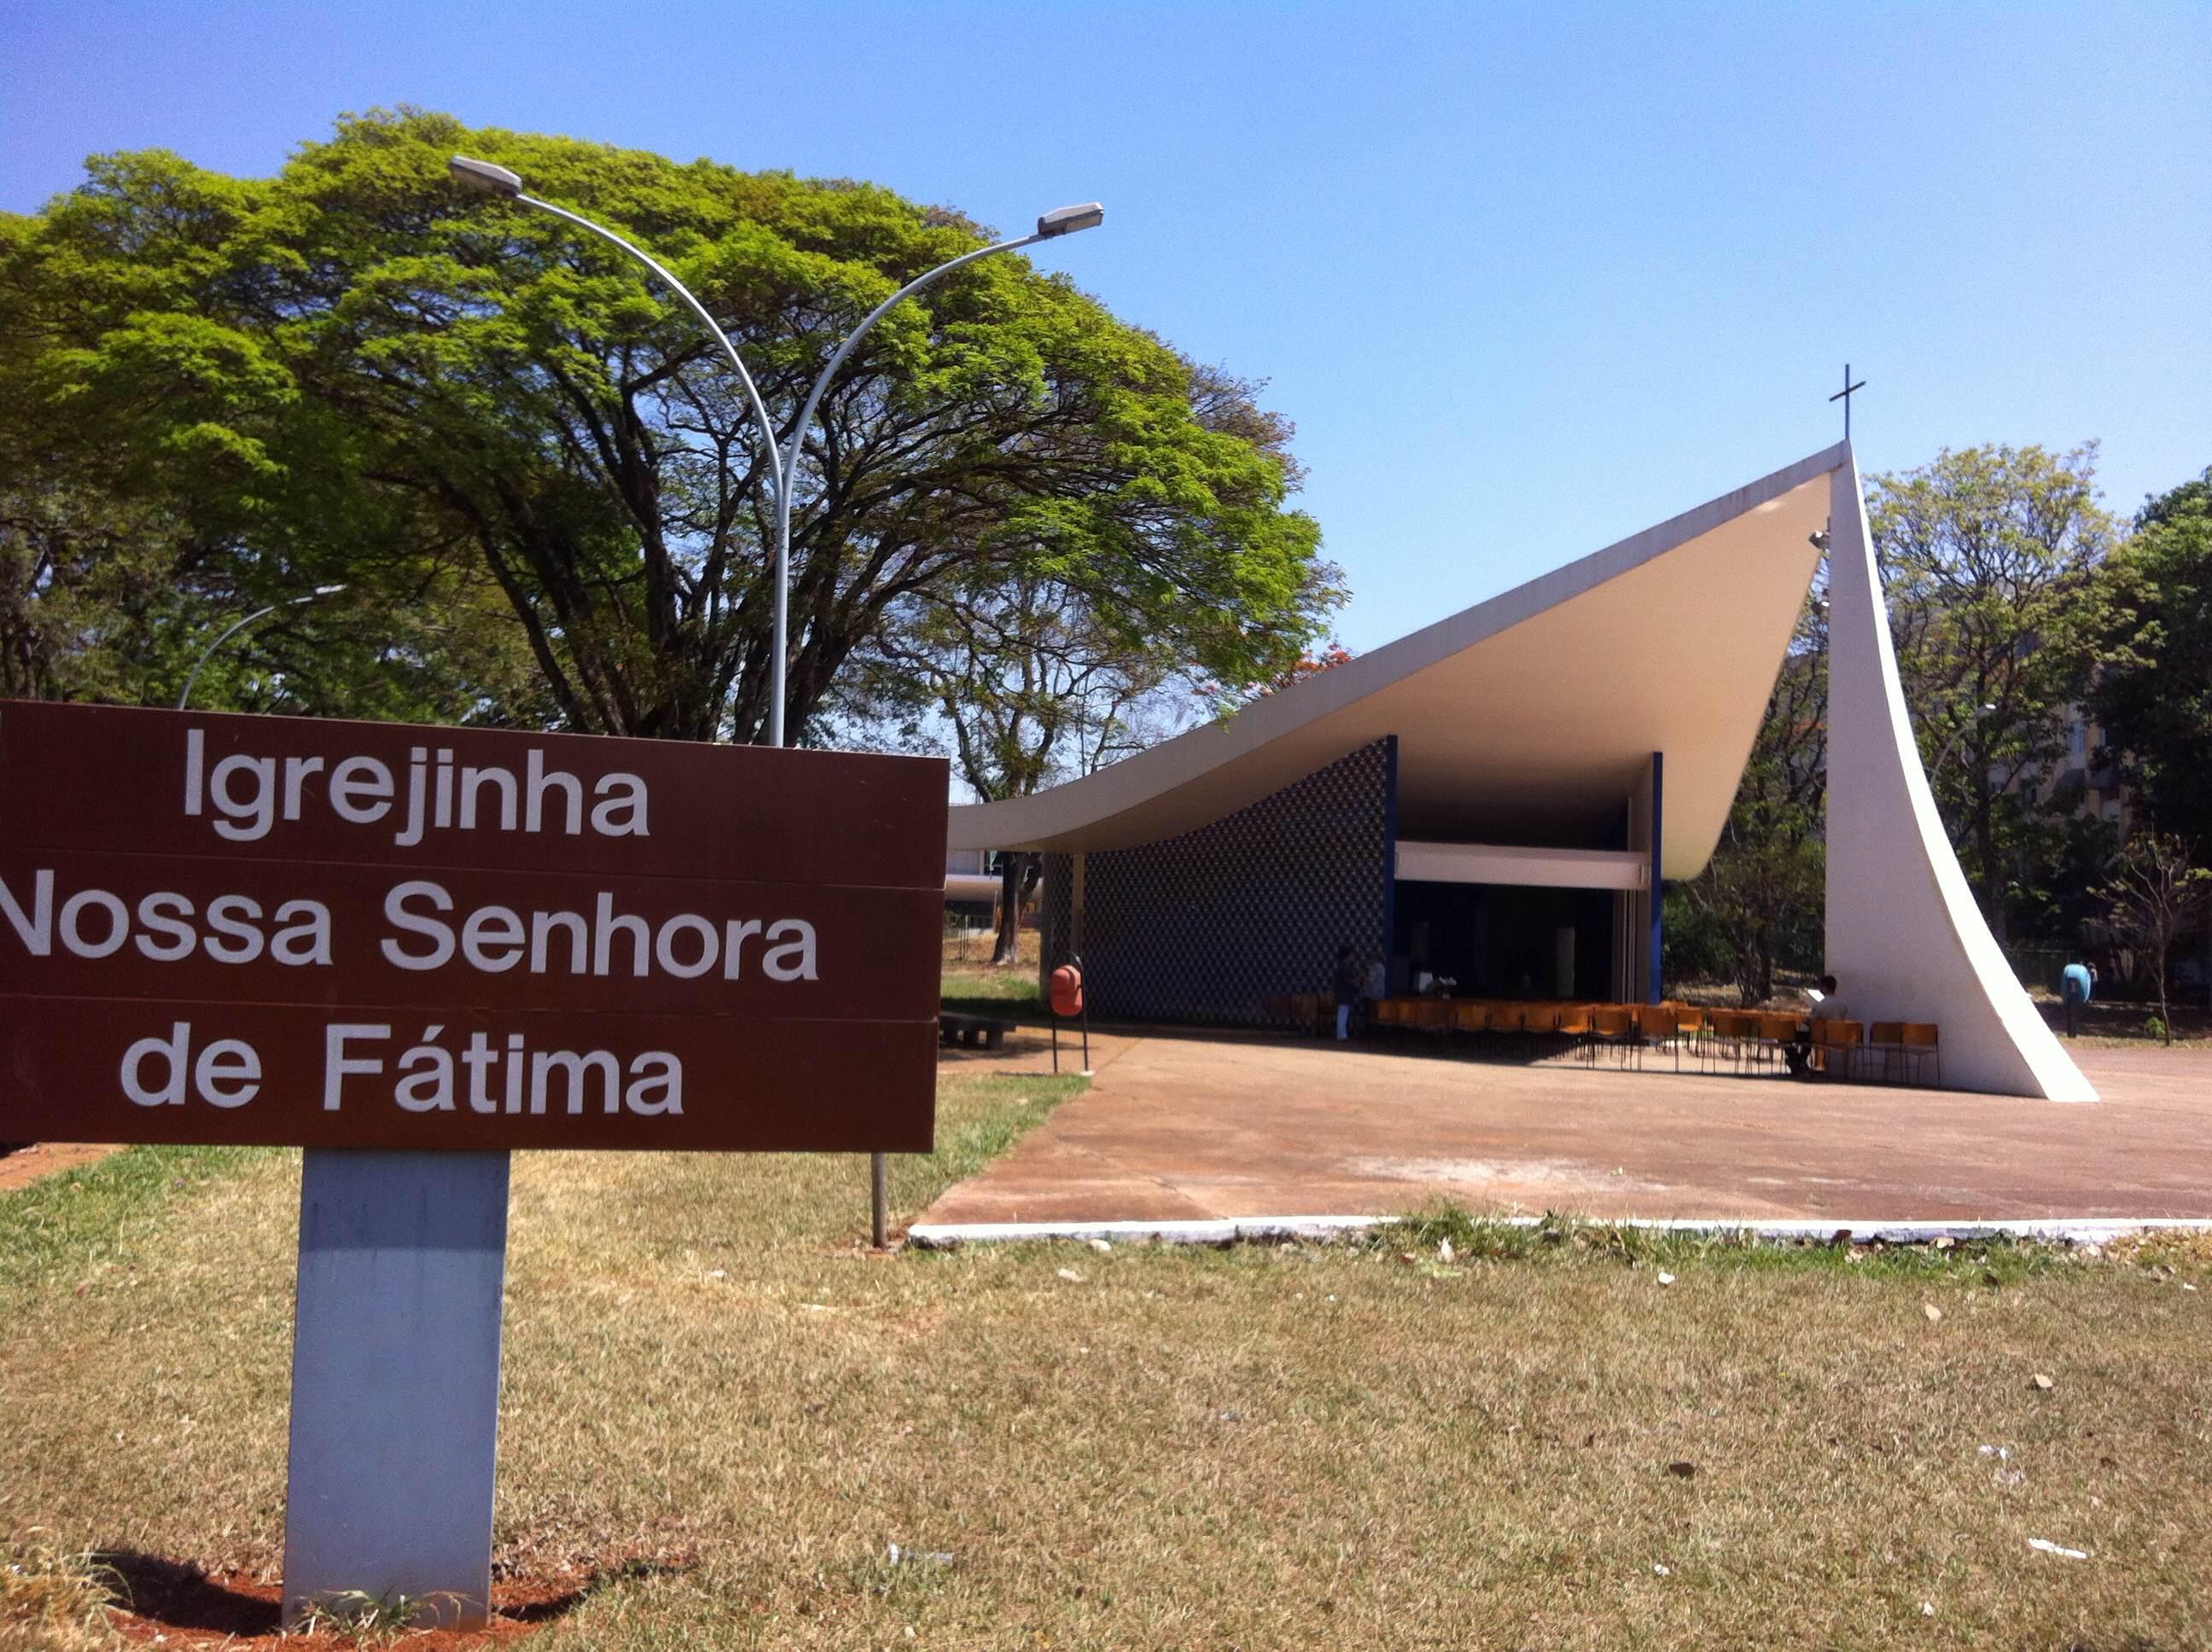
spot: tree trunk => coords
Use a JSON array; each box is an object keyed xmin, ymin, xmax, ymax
[
  {"xmin": 1974, "ymin": 785, "xmax": 2009, "ymax": 943},
  {"xmin": 991, "ymin": 852, "xmax": 1033, "ymax": 967}
]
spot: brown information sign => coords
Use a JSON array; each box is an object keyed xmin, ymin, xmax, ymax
[{"xmin": 0, "ymin": 702, "xmax": 948, "ymax": 1151}]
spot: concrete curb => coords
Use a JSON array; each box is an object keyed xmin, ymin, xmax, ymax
[{"xmin": 905, "ymin": 1214, "xmax": 2212, "ymax": 1249}]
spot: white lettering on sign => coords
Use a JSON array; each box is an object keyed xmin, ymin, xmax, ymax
[
  {"xmin": 119, "ymin": 1021, "xmax": 263, "ymax": 1108},
  {"xmin": 324, "ymin": 1023, "xmax": 682, "ymax": 1115},
  {"xmin": 2, "ymin": 869, "xmax": 823, "ymax": 985},
  {"xmin": 378, "ymin": 881, "xmax": 817, "ymax": 981},
  {"xmin": 183, "ymin": 730, "xmax": 649, "ymax": 847},
  {"xmin": 1, "ymin": 870, "xmax": 334, "ymax": 966}
]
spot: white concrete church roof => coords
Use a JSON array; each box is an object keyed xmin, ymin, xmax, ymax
[{"xmin": 950, "ymin": 443, "xmax": 1847, "ymax": 879}]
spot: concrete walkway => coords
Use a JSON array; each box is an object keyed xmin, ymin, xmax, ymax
[{"xmin": 922, "ymin": 1027, "xmax": 2212, "ymax": 1225}]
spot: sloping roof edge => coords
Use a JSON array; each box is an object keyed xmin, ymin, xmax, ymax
[{"xmin": 951, "ymin": 442, "xmax": 1849, "ymax": 856}]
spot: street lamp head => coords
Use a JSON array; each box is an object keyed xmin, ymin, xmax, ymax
[
  {"xmin": 449, "ymin": 155, "xmax": 523, "ymax": 197},
  {"xmin": 313, "ymin": 584, "xmax": 348, "ymax": 598},
  {"xmin": 1035, "ymin": 202, "xmax": 1105, "ymax": 238}
]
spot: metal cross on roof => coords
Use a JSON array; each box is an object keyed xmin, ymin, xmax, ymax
[{"xmin": 1830, "ymin": 363, "xmax": 1867, "ymax": 441}]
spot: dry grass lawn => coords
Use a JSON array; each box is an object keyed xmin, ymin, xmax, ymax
[{"xmin": 3, "ymin": 1066, "xmax": 2210, "ymax": 1650}]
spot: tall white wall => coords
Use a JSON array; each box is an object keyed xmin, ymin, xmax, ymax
[{"xmin": 1825, "ymin": 455, "xmax": 2097, "ymax": 1100}]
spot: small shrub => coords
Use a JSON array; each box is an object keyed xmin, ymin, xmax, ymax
[
  {"xmin": 1381, "ymin": 1203, "xmax": 1540, "ymax": 1260},
  {"xmin": 293, "ymin": 1589, "xmax": 449, "ymax": 1641}
]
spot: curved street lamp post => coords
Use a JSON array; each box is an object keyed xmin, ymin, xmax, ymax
[
  {"xmin": 1931, "ymin": 701, "xmax": 1999, "ymax": 779},
  {"xmin": 449, "ymin": 160, "xmax": 1102, "ymax": 1248},
  {"xmin": 178, "ymin": 585, "xmax": 349, "ymax": 711},
  {"xmin": 447, "ymin": 155, "xmax": 1103, "ymax": 749}
]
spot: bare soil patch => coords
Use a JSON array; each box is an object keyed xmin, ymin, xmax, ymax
[
  {"xmin": 96, "ymin": 1550, "xmax": 624, "ymax": 1649},
  {"xmin": 0, "ymin": 1144, "xmax": 119, "ymax": 1195}
]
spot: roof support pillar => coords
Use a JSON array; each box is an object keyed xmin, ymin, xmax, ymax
[
  {"xmin": 1647, "ymin": 750, "xmax": 1664, "ymax": 1005},
  {"xmin": 1824, "ymin": 451, "xmax": 2095, "ymax": 1098}
]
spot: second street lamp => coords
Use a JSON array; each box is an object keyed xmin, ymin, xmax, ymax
[
  {"xmin": 178, "ymin": 585, "xmax": 349, "ymax": 711},
  {"xmin": 1932, "ymin": 701, "xmax": 1999, "ymax": 778},
  {"xmin": 448, "ymin": 154, "xmax": 1102, "ymax": 748}
]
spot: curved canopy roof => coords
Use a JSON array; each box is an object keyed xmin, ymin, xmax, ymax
[{"xmin": 951, "ymin": 444, "xmax": 1844, "ymax": 880}]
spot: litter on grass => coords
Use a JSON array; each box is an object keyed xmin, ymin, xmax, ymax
[
  {"xmin": 2027, "ymin": 1539, "xmax": 2088, "ymax": 1561},
  {"xmin": 888, "ymin": 1544, "xmax": 954, "ymax": 1567}
]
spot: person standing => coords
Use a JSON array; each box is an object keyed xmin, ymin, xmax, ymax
[{"xmin": 1332, "ymin": 943, "xmax": 1361, "ymax": 1041}]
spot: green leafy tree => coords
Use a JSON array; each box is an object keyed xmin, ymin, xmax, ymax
[
  {"xmin": 2100, "ymin": 833, "xmax": 2212, "ymax": 1042},
  {"xmin": 2085, "ymin": 467, "xmax": 2212, "ymax": 850},
  {"xmin": 1868, "ymin": 444, "xmax": 2116, "ymax": 940},
  {"xmin": 2, "ymin": 111, "xmax": 1329, "ymax": 740},
  {"xmin": 847, "ymin": 571, "xmax": 1197, "ymax": 963},
  {"xmin": 0, "ymin": 166, "xmax": 549, "ymax": 723}
]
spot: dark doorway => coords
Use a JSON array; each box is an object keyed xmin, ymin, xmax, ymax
[{"xmin": 1392, "ymin": 881, "xmax": 1615, "ymax": 999}]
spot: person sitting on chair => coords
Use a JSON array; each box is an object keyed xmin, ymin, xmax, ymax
[{"xmin": 1785, "ymin": 974, "xmax": 1852, "ymax": 1079}]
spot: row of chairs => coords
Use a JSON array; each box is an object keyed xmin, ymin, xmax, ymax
[{"xmin": 1369, "ymin": 998, "xmax": 1941, "ymax": 1085}]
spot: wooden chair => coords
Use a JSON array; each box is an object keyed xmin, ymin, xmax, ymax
[
  {"xmin": 1487, "ymin": 1002, "xmax": 1526, "ymax": 1036},
  {"xmin": 1755, "ymin": 1012, "xmax": 1802, "ymax": 1074},
  {"xmin": 1415, "ymin": 998, "xmax": 1454, "ymax": 1033},
  {"xmin": 1900, "ymin": 1022, "xmax": 1941, "ymax": 1086},
  {"xmin": 1585, "ymin": 1004, "xmax": 1636, "ymax": 1067},
  {"xmin": 1702, "ymin": 1008, "xmax": 1754, "ymax": 1073},
  {"xmin": 1452, "ymin": 1000, "xmax": 1488, "ymax": 1034},
  {"xmin": 1866, "ymin": 1020, "xmax": 1906, "ymax": 1083},
  {"xmin": 1545, "ymin": 1002, "xmax": 1590, "ymax": 1063},
  {"xmin": 1522, "ymin": 1003, "xmax": 1562, "ymax": 1052},
  {"xmin": 1634, "ymin": 1003, "xmax": 1683, "ymax": 1072},
  {"xmin": 1665, "ymin": 1003, "xmax": 1708, "ymax": 1064},
  {"xmin": 1812, "ymin": 1018, "xmax": 1864, "ymax": 1082}
]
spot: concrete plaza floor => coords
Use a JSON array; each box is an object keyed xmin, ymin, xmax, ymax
[{"xmin": 921, "ymin": 1026, "xmax": 2212, "ymax": 1226}]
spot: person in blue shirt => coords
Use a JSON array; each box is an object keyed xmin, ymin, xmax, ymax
[{"xmin": 2061, "ymin": 962, "xmax": 2093, "ymax": 1038}]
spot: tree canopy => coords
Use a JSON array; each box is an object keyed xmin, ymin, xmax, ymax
[
  {"xmin": 1868, "ymin": 444, "xmax": 2117, "ymax": 940},
  {"xmin": 0, "ymin": 110, "xmax": 1333, "ymax": 739},
  {"xmin": 2086, "ymin": 468, "xmax": 2212, "ymax": 852}
]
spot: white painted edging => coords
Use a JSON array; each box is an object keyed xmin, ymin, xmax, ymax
[
  {"xmin": 909, "ymin": 1215, "xmax": 1384, "ymax": 1248},
  {"xmin": 905, "ymin": 1214, "xmax": 2212, "ymax": 1249}
]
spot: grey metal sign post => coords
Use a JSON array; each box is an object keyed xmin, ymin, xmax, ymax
[{"xmin": 280, "ymin": 1149, "xmax": 510, "ymax": 1628}]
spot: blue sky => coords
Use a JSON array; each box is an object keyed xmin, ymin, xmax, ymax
[{"xmin": 7, "ymin": 1, "xmax": 2208, "ymax": 650}]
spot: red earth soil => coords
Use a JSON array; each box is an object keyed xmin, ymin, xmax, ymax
[
  {"xmin": 96, "ymin": 1553, "xmax": 637, "ymax": 1649},
  {"xmin": 0, "ymin": 1143, "xmax": 121, "ymax": 1194}
]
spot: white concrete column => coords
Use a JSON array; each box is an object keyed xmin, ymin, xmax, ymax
[{"xmin": 1824, "ymin": 452, "xmax": 2096, "ymax": 1100}]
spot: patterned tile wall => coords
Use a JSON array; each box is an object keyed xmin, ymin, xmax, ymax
[{"xmin": 1037, "ymin": 738, "xmax": 1394, "ymax": 1029}]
